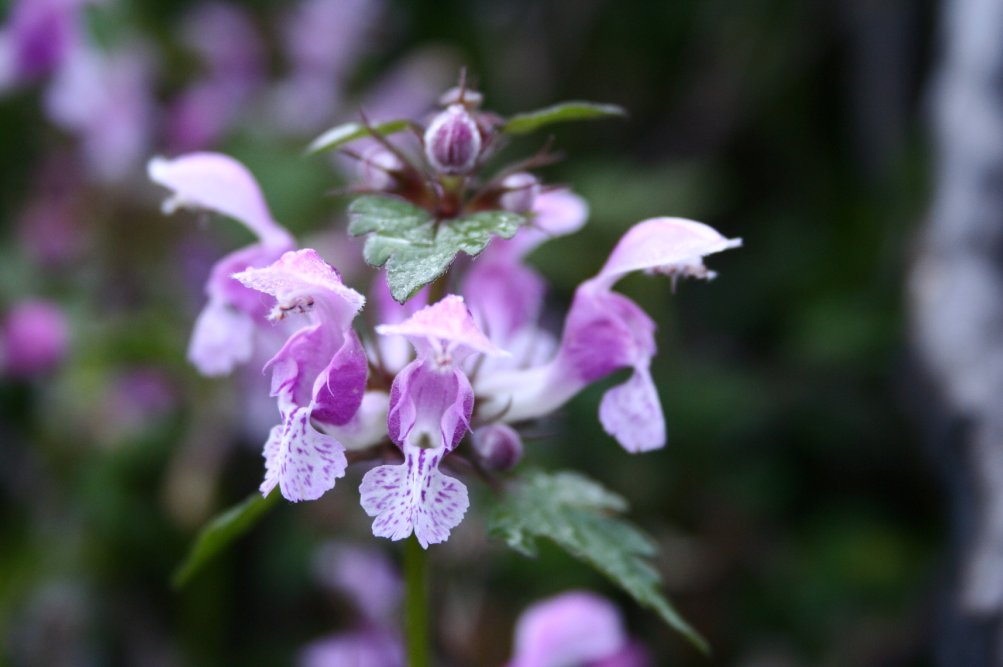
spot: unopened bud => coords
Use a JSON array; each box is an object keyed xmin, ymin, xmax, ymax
[
  {"xmin": 424, "ymin": 104, "xmax": 481, "ymax": 174},
  {"xmin": 357, "ymin": 146, "xmax": 403, "ymax": 191},
  {"xmin": 471, "ymin": 423, "xmax": 523, "ymax": 471},
  {"xmin": 499, "ymin": 173, "xmax": 539, "ymax": 213}
]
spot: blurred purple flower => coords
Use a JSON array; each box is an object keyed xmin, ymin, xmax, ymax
[
  {"xmin": 313, "ymin": 542, "xmax": 402, "ymax": 623},
  {"xmin": 271, "ymin": 0, "xmax": 381, "ymax": 134},
  {"xmin": 508, "ymin": 591, "xmax": 648, "ymax": 667},
  {"xmin": 2, "ymin": 299, "xmax": 70, "ymax": 378},
  {"xmin": 167, "ymin": 2, "xmax": 265, "ymax": 151},
  {"xmin": 45, "ymin": 39, "xmax": 155, "ymax": 183},
  {"xmin": 148, "ymin": 152, "xmax": 295, "ymax": 377},
  {"xmin": 0, "ymin": 0, "xmax": 84, "ymax": 87},
  {"xmin": 299, "ymin": 628, "xmax": 403, "ymax": 667}
]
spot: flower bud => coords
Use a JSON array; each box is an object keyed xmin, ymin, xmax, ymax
[
  {"xmin": 357, "ymin": 145, "xmax": 403, "ymax": 191},
  {"xmin": 424, "ymin": 104, "xmax": 481, "ymax": 175},
  {"xmin": 471, "ymin": 423, "xmax": 523, "ymax": 471},
  {"xmin": 499, "ymin": 172, "xmax": 539, "ymax": 214}
]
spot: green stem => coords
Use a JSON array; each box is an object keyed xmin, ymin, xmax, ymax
[{"xmin": 404, "ymin": 536, "xmax": 430, "ymax": 667}]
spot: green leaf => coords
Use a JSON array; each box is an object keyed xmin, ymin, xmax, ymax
[
  {"xmin": 502, "ymin": 101, "xmax": 627, "ymax": 135},
  {"xmin": 172, "ymin": 490, "xmax": 281, "ymax": 588},
  {"xmin": 488, "ymin": 470, "xmax": 708, "ymax": 653},
  {"xmin": 348, "ymin": 196, "xmax": 525, "ymax": 302},
  {"xmin": 306, "ymin": 119, "xmax": 412, "ymax": 154}
]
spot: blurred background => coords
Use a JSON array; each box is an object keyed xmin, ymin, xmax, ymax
[{"xmin": 0, "ymin": 0, "xmax": 981, "ymax": 665}]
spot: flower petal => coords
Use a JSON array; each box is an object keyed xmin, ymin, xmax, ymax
[
  {"xmin": 234, "ymin": 248, "xmax": 364, "ymax": 326},
  {"xmin": 187, "ymin": 296, "xmax": 255, "ymax": 377},
  {"xmin": 387, "ymin": 361, "xmax": 473, "ymax": 452},
  {"xmin": 376, "ymin": 294, "xmax": 504, "ymax": 361},
  {"xmin": 359, "ymin": 449, "xmax": 469, "ymax": 548},
  {"xmin": 594, "ymin": 217, "xmax": 741, "ymax": 289},
  {"xmin": 261, "ymin": 406, "xmax": 347, "ymax": 502},
  {"xmin": 147, "ymin": 152, "xmax": 289, "ymax": 244},
  {"xmin": 599, "ymin": 365, "xmax": 665, "ymax": 452},
  {"xmin": 509, "ymin": 591, "xmax": 627, "ymax": 667}
]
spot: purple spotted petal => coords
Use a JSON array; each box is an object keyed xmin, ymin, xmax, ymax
[
  {"xmin": 508, "ymin": 591, "xmax": 627, "ymax": 667},
  {"xmin": 387, "ymin": 360, "xmax": 473, "ymax": 452},
  {"xmin": 261, "ymin": 406, "xmax": 347, "ymax": 502},
  {"xmin": 147, "ymin": 152, "xmax": 290, "ymax": 245},
  {"xmin": 359, "ymin": 449, "xmax": 469, "ymax": 548},
  {"xmin": 594, "ymin": 217, "xmax": 741, "ymax": 290},
  {"xmin": 598, "ymin": 366, "xmax": 665, "ymax": 452}
]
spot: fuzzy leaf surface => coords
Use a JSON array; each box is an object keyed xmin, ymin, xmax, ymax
[
  {"xmin": 172, "ymin": 490, "xmax": 280, "ymax": 588},
  {"xmin": 348, "ymin": 196, "xmax": 525, "ymax": 302},
  {"xmin": 503, "ymin": 101, "xmax": 627, "ymax": 135},
  {"xmin": 488, "ymin": 470, "xmax": 707, "ymax": 652},
  {"xmin": 307, "ymin": 119, "xmax": 412, "ymax": 154}
]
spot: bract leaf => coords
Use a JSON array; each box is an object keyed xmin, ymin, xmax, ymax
[
  {"xmin": 348, "ymin": 196, "xmax": 525, "ymax": 302},
  {"xmin": 502, "ymin": 101, "xmax": 627, "ymax": 135},
  {"xmin": 488, "ymin": 470, "xmax": 708, "ymax": 653},
  {"xmin": 307, "ymin": 119, "xmax": 413, "ymax": 154},
  {"xmin": 172, "ymin": 490, "xmax": 280, "ymax": 588}
]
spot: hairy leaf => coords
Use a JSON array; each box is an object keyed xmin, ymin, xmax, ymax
[
  {"xmin": 348, "ymin": 196, "xmax": 525, "ymax": 302},
  {"xmin": 306, "ymin": 119, "xmax": 413, "ymax": 154},
  {"xmin": 503, "ymin": 101, "xmax": 627, "ymax": 135},
  {"xmin": 172, "ymin": 490, "xmax": 280, "ymax": 588},
  {"xmin": 489, "ymin": 470, "xmax": 707, "ymax": 652}
]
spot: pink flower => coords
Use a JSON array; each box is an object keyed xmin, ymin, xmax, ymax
[
  {"xmin": 149, "ymin": 152, "xmax": 295, "ymax": 376},
  {"xmin": 235, "ymin": 249, "xmax": 367, "ymax": 502},
  {"xmin": 477, "ymin": 217, "xmax": 741, "ymax": 453},
  {"xmin": 508, "ymin": 591, "xmax": 648, "ymax": 667},
  {"xmin": 360, "ymin": 295, "xmax": 505, "ymax": 547}
]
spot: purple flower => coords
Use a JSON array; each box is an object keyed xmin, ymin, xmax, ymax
[
  {"xmin": 508, "ymin": 591, "xmax": 648, "ymax": 667},
  {"xmin": 1, "ymin": 299, "xmax": 69, "ymax": 377},
  {"xmin": 235, "ymin": 249, "xmax": 367, "ymax": 502},
  {"xmin": 463, "ymin": 189, "xmax": 588, "ymax": 374},
  {"xmin": 166, "ymin": 3, "xmax": 264, "ymax": 151},
  {"xmin": 477, "ymin": 217, "xmax": 740, "ymax": 453},
  {"xmin": 314, "ymin": 542, "xmax": 402, "ymax": 623},
  {"xmin": 148, "ymin": 152, "xmax": 295, "ymax": 377},
  {"xmin": 299, "ymin": 628, "xmax": 403, "ymax": 667},
  {"xmin": 44, "ymin": 40, "xmax": 155, "ymax": 183},
  {"xmin": 0, "ymin": 0, "xmax": 83, "ymax": 87},
  {"xmin": 360, "ymin": 295, "xmax": 505, "ymax": 548}
]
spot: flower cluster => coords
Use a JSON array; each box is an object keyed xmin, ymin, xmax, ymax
[{"xmin": 150, "ymin": 85, "xmax": 740, "ymax": 549}]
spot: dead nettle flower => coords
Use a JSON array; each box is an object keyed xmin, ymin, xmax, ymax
[
  {"xmin": 361, "ymin": 295, "xmax": 506, "ymax": 547},
  {"xmin": 153, "ymin": 79, "xmax": 740, "ymax": 549},
  {"xmin": 149, "ymin": 152, "xmax": 295, "ymax": 376}
]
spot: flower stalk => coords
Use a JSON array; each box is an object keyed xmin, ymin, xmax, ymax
[{"xmin": 404, "ymin": 535, "xmax": 430, "ymax": 667}]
